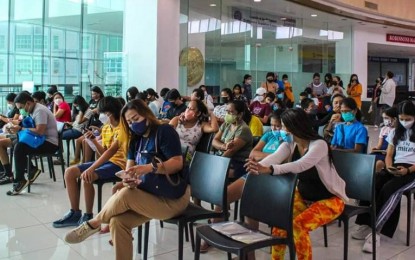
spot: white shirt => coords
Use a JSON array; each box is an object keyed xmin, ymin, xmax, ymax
[
  {"xmin": 380, "ymin": 78, "xmax": 396, "ymax": 107},
  {"xmin": 386, "ymin": 129, "xmax": 415, "ymax": 165}
]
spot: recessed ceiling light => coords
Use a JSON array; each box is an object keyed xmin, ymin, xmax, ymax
[
  {"xmin": 209, "ymin": 3, "xmax": 216, "ymax": 7},
  {"xmin": 254, "ymin": 0, "xmax": 262, "ymax": 2},
  {"xmin": 281, "ymin": 17, "xmax": 287, "ymax": 20},
  {"xmin": 311, "ymin": 14, "xmax": 318, "ymax": 17}
]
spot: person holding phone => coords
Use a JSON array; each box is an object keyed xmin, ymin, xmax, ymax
[
  {"xmin": 63, "ymin": 99, "xmax": 190, "ymax": 260},
  {"xmin": 53, "ymin": 96, "xmax": 129, "ymax": 228},
  {"xmin": 353, "ymin": 101, "xmax": 415, "ymax": 253}
]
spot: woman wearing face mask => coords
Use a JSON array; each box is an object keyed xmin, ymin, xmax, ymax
[
  {"xmin": 242, "ymin": 74, "xmax": 253, "ymax": 103},
  {"xmin": 353, "ymin": 101, "xmax": 415, "ymax": 254},
  {"xmin": 88, "ymin": 86, "xmax": 105, "ymax": 127},
  {"xmin": 323, "ymin": 94, "xmax": 344, "ymax": 143},
  {"xmin": 170, "ymin": 100, "xmax": 218, "ymax": 157},
  {"xmin": 213, "ymin": 88, "xmax": 233, "ymax": 123},
  {"xmin": 331, "ymin": 97, "xmax": 368, "ymax": 153},
  {"xmin": 46, "ymin": 86, "xmax": 58, "ymax": 111},
  {"xmin": 370, "ymin": 107, "xmax": 398, "ymax": 173},
  {"xmin": 260, "ymin": 72, "xmax": 277, "ymax": 94},
  {"xmin": 250, "ymin": 88, "xmax": 272, "ymax": 124},
  {"xmin": 53, "ymin": 96, "xmax": 128, "ymax": 228},
  {"xmin": 233, "ymin": 84, "xmax": 248, "ymax": 104},
  {"xmin": 212, "ymin": 100, "xmax": 253, "ymax": 179},
  {"xmin": 63, "ymin": 99, "xmax": 190, "ymax": 260},
  {"xmin": 0, "ymin": 93, "xmax": 20, "ymax": 126},
  {"xmin": 52, "ymin": 92, "xmax": 71, "ymax": 122},
  {"xmin": 346, "ymin": 74, "xmax": 363, "ymax": 109},
  {"xmin": 245, "ymin": 108, "xmax": 348, "ymax": 260},
  {"xmin": 125, "ymin": 86, "xmax": 139, "ymax": 103}
]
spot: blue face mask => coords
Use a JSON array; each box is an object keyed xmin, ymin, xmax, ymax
[
  {"xmin": 272, "ymin": 104, "xmax": 279, "ymax": 111},
  {"xmin": 272, "ymin": 130, "xmax": 280, "ymax": 139},
  {"xmin": 341, "ymin": 112, "xmax": 355, "ymax": 122},
  {"xmin": 277, "ymin": 93, "xmax": 284, "ymax": 99},
  {"xmin": 280, "ymin": 130, "xmax": 292, "ymax": 143},
  {"xmin": 130, "ymin": 119, "xmax": 148, "ymax": 135}
]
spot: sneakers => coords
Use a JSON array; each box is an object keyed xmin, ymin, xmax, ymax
[
  {"xmin": 69, "ymin": 159, "xmax": 80, "ymax": 166},
  {"xmin": 64, "ymin": 221, "xmax": 100, "ymax": 244},
  {"xmin": 351, "ymin": 225, "xmax": 371, "ymax": 240},
  {"xmin": 28, "ymin": 168, "xmax": 42, "ymax": 183},
  {"xmin": 53, "ymin": 210, "xmax": 82, "ymax": 228},
  {"xmin": 78, "ymin": 213, "xmax": 93, "ymax": 226},
  {"xmin": 362, "ymin": 232, "xmax": 380, "ymax": 253},
  {"xmin": 0, "ymin": 175, "xmax": 13, "ymax": 185},
  {"xmin": 6, "ymin": 180, "xmax": 29, "ymax": 196}
]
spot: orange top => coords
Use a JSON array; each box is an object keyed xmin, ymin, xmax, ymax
[
  {"xmin": 260, "ymin": 82, "xmax": 277, "ymax": 94},
  {"xmin": 284, "ymin": 82, "xmax": 294, "ymax": 102},
  {"xmin": 347, "ymin": 83, "xmax": 362, "ymax": 109}
]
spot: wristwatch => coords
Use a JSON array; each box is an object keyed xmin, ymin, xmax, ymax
[
  {"xmin": 151, "ymin": 158, "xmax": 158, "ymax": 173},
  {"xmin": 269, "ymin": 165, "xmax": 274, "ymax": 175}
]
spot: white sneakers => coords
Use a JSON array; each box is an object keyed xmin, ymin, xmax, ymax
[
  {"xmin": 351, "ymin": 225, "xmax": 371, "ymax": 240},
  {"xmin": 362, "ymin": 232, "xmax": 380, "ymax": 253},
  {"xmin": 352, "ymin": 225, "xmax": 380, "ymax": 254}
]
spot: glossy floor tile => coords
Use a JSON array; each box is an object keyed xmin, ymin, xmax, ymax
[{"xmin": 0, "ymin": 126, "xmax": 414, "ymax": 259}]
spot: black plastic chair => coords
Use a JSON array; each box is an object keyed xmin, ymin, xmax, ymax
[
  {"xmin": 323, "ymin": 150, "xmax": 376, "ymax": 260},
  {"xmin": 137, "ymin": 152, "xmax": 231, "ymax": 260},
  {"xmin": 403, "ymin": 188, "xmax": 415, "ymax": 246},
  {"xmin": 195, "ymin": 132, "xmax": 215, "ymax": 154},
  {"xmin": 27, "ymin": 129, "xmax": 65, "ymax": 192},
  {"xmin": 194, "ymin": 173, "xmax": 298, "ymax": 260},
  {"xmin": 65, "ymin": 138, "xmax": 76, "ymax": 167}
]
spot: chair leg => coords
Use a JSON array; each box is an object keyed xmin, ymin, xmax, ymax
[
  {"xmin": 39, "ymin": 157, "xmax": 45, "ymax": 173},
  {"xmin": 48, "ymin": 157, "xmax": 56, "ymax": 182},
  {"xmin": 66, "ymin": 140, "xmax": 70, "ymax": 167},
  {"xmin": 194, "ymin": 233, "xmax": 201, "ymax": 260},
  {"xmin": 288, "ymin": 242, "xmax": 296, "ymax": 260},
  {"xmin": 323, "ymin": 224, "xmax": 328, "ymax": 247},
  {"xmin": 137, "ymin": 226, "xmax": 142, "ymax": 254},
  {"xmin": 407, "ymin": 193, "xmax": 412, "ymax": 246},
  {"xmin": 343, "ymin": 220, "xmax": 349, "ymax": 260},
  {"xmin": 27, "ymin": 156, "xmax": 31, "ymax": 193},
  {"xmin": 60, "ymin": 154, "xmax": 65, "ymax": 187},
  {"xmin": 144, "ymin": 222, "xmax": 149, "ymax": 260},
  {"xmin": 234, "ymin": 200, "xmax": 239, "ymax": 221},
  {"xmin": 189, "ymin": 223, "xmax": 195, "ymax": 252},
  {"xmin": 178, "ymin": 222, "xmax": 184, "ymax": 260},
  {"xmin": 184, "ymin": 222, "xmax": 189, "ymax": 242},
  {"xmin": 159, "ymin": 220, "xmax": 164, "ymax": 228},
  {"xmin": 371, "ymin": 212, "xmax": 376, "ymax": 260},
  {"xmin": 97, "ymin": 184, "xmax": 103, "ymax": 212}
]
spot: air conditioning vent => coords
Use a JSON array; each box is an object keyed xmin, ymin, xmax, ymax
[{"xmin": 365, "ymin": 1, "xmax": 378, "ymax": 10}]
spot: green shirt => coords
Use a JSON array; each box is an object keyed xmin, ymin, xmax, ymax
[{"xmin": 219, "ymin": 121, "xmax": 253, "ymax": 162}]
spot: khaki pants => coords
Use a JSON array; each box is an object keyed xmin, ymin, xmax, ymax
[{"xmin": 96, "ymin": 186, "xmax": 190, "ymax": 260}]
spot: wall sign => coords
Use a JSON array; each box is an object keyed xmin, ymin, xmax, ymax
[{"xmin": 386, "ymin": 34, "xmax": 415, "ymax": 44}]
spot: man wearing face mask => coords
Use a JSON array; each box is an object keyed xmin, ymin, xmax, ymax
[
  {"xmin": 165, "ymin": 89, "xmax": 187, "ymax": 120},
  {"xmin": 53, "ymin": 96, "xmax": 128, "ymax": 226},
  {"xmin": 249, "ymin": 88, "xmax": 271, "ymax": 125},
  {"xmin": 242, "ymin": 74, "xmax": 253, "ymax": 103},
  {"xmin": 6, "ymin": 92, "xmax": 59, "ymax": 195}
]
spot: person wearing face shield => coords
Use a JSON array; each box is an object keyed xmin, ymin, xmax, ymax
[
  {"xmin": 249, "ymin": 88, "xmax": 272, "ymax": 125},
  {"xmin": 63, "ymin": 99, "xmax": 190, "ymax": 260},
  {"xmin": 245, "ymin": 108, "xmax": 348, "ymax": 260},
  {"xmin": 353, "ymin": 101, "xmax": 415, "ymax": 254},
  {"xmin": 53, "ymin": 96, "xmax": 129, "ymax": 229}
]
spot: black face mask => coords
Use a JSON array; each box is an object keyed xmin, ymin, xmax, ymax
[
  {"xmin": 47, "ymin": 97, "xmax": 53, "ymax": 103},
  {"xmin": 332, "ymin": 82, "xmax": 338, "ymax": 86},
  {"xmin": 221, "ymin": 97, "xmax": 229, "ymax": 104},
  {"xmin": 376, "ymin": 80, "xmax": 380, "ymax": 84},
  {"xmin": 267, "ymin": 79, "xmax": 274, "ymax": 83}
]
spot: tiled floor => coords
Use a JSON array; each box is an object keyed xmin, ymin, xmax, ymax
[{"xmin": 0, "ymin": 126, "xmax": 414, "ymax": 259}]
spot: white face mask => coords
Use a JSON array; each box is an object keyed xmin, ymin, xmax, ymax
[
  {"xmin": 7, "ymin": 104, "xmax": 14, "ymax": 110},
  {"xmin": 54, "ymin": 98, "xmax": 63, "ymax": 106},
  {"xmin": 400, "ymin": 120, "xmax": 414, "ymax": 130},
  {"xmin": 257, "ymin": 96, "xmax": 264, "ymax": 102},
  {"xmin": 99, "ymin": 113, "xmax": 109, "ymax": 124},
  {"xmin": 383, "ymin": 119, "xmax": 391, "ymax": 127}
]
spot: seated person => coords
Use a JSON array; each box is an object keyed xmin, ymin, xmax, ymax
[
  {"xmin": 331, "ymin": 97, "xmax": 368, "ymax": 153},
  {"xmin": 233, "ymin": 84, "xmax": 248, "ymax": 104},
  {"xmin": 213, "ymin": 88, "xmax": 233, "ymax": 124},
  {"xmin": 53, "ymin": 97, "xmax": 128, "ymax": 227},
  {"xmin": 169, "ymin": 100, "xmax": 218, "ymax": 157},
  {"xmin": 212, "ymin": 100, "xmax": 253, "ymax": 179},
  {"xmin": 6, "ymin": 92, "xmax": 59, "ymax": 195},
  {"xmin": 370, "ymin": 107, "xmax": 398, "ymax": 172},
  {"xmin": 159, "ymin": 87, "xmax": 172, "ymax": 119},
  {"xmin": 249, "ymin": 88, "xmax": 271, "ymax": 124},
  {"xmin": 189, "ymin": 88, "xmax": 214, "ymax": 111},
  {"xmin": 295, "ymin": 91, "xmax": 307, "ymax": 108},
  {"xmin": 63, "ymin": 99, "xmax": 190, "ymax": 260},
  {"xmin": 245, "ymin": 108, "xmax": 348, "ymax": 260},
  {"xmin": 0, "ymin": 93, "xmax": 20, "ymax": 126},
  {"xmin": 52, "ymin": 92, "xmax": 71, "ymax": 122},
  {"xmin": 32, "ymin": 91, "xmax": 47, "ymax": 106},
  {"xmin": 247, "ymin": 111, "xmax": 263, "ymax": 138},
  {"xmin": 301, "ymin": 97, "xmax": 332, "ymax": 132},
  {"xmin": 165, "ymin": 89, "xmax": 187, "ymax": 120},
  {"xmin": 353, "ymin": 100, "xmax": 415, "ymax": 253},
  {"xmin": 323, "ymin": 94, "xmax": 344, "ymax": 142},
  {"xmin": 63, "ymin": 95, "xmax": 93, "ymax": 140},
  {"xmin": 136, "ymin": 91, "xmax": 159, "ymax": 118}
]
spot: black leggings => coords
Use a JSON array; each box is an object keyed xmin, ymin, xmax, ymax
[{"xmin": 13, "ymin": 141, "xmax": 58, "ymax": 182}]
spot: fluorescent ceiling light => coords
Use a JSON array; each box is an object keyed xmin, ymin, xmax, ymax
[
  {"xmin": 209, "ymin": 3, "xmax": 216, "ymax": 7},
  {"xmin": 311, "ymin": 14, "xmax": 318, "ymax": 17}
]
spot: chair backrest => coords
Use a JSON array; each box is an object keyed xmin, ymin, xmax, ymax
[
  {"xmin": 195, "ymin": 132, "xmax": 215, "ymax": 153},
  {"xmin": 189, "ymin": 152, "xmax": 230, "ymax": 208},
  {"xmin": 332, "ymin": 150, "xmax": 376, "ymax": 202},
  {"xmin": 240, "ymin": 174, "xmax": 298, "ymax": 231}
]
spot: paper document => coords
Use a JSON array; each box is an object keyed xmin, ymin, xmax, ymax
[{"xmin": 210, "ymin": 222, "xmax": 272, "ymax": 244}]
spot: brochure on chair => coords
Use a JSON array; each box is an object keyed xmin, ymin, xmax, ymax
[{"xmin": 210, "ymin": 221, "xmax": 272, "ymax": 244}]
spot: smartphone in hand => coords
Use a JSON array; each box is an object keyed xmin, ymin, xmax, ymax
[{"xmin": 115, "ymin": 170, "xmax": 132, "ymax": 179}]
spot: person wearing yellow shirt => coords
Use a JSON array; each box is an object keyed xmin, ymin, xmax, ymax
[{"xmin": 346, "ymin": 74, "xmax": 363, "ymax": 109}]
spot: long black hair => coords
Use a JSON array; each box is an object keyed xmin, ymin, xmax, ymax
[
  {"xmin": 126, "ymin": 86, "xmax": 139, "ymax": 102},
  {"xmin": 229, "ymin": 100, "xmax": 251, "ymax": 125},
  {"xmin": 72, "ymin": 95, "xmax": 89, "ymax": 114},
  {"xmin": 341, "ymin": 97, "xmax": 362, "ymax": 122},
  {"xmin": 393, "ymin": 100, "xmax": 415, "ymax": 145},
  {"xmin": 281, "ymin": 108, "xmax": 333, "ymax": 164},
  {"xmin": 91, "ymin": 86, "xmax": 104, "ymax": 99}
]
